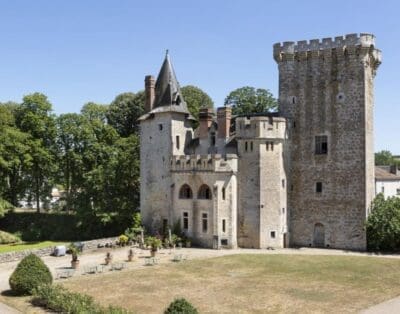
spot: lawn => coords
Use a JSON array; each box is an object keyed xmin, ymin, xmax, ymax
[
  {"xmin": 0, "ymin": 241, "xmax": 65, "ymax": 254},
  {"xmin": 60, "ymin": 254, "xmax": 400, "ymax": 313}
]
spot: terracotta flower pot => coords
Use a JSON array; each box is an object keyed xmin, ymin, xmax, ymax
[{"xmin": 71, "ymin": 260, "xmax": 79, "ymax": 269}]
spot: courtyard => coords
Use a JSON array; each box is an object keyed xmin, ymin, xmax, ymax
[{"xmin": 1, "ymin": 246, "xmax": 400, "ymax": 313}]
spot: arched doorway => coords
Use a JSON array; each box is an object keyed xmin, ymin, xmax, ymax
[{"xmin": 313, "ymin": 223, "xmax": 325, "ymax": 247}]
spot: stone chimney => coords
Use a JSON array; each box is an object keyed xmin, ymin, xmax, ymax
[
  {"xmin": 217, "ymin": 106, "xmax": 232, "ymax": 139},
  {"xmin": 144, "ymin": 75, "xmax": 155, "ymax": 113},
  {"xmin": 199, "ymin": 108, "xmax": 214, "ymax": 139}
]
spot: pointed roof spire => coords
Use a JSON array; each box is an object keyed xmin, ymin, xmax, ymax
[{"xmin": 153, "ymin": 51, "xmax": 188, "ymax": 112}]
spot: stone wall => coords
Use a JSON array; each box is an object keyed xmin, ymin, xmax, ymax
[
  {"xmin": 0, "ymin": 237, "xmax": 118, "ymax": 263},
  {"xmin": 274, "ymin": 33, "xmax": 381, "ymax": 250}
]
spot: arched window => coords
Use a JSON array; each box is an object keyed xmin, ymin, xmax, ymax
[
  {"xmin": 198, "ymin": 184, "xmax": 212, "ymax": 200},
  {"xmin": 179, "ymin": 184, "xmax": 193, "ymax": 199}
]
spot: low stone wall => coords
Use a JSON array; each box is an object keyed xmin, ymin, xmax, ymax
[{"xmin": 0, "ymin": 236, "xmax": 118, "ymax": 264}]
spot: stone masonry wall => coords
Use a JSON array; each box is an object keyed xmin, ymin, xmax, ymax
[
  {"xmin": 0, "ymin": 237, "xmax": 118, "ymax": 263},
  {"xmin": 274, "ymin": 33, "xmax": 381, "ymax": 250}
]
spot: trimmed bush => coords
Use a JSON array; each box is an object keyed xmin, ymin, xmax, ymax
[
  {"xmin": 165, "ymin": 298, "xmax": 198, "ymax": 314},
  {"xmin": 9, "ymin": 254, "xmax": 52, "ymax": 295},
  {"xmin": 0, "ymin": 230, "xmax": 21, "ymax": 244},
  {"xmin": 32, "ymin": 284, "xmax": 131, "ymax": 314}
]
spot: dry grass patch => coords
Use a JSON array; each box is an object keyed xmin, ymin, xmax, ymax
[{"xmin": 62, "ymin": 254, "xmax": 400, "ymax": 313}]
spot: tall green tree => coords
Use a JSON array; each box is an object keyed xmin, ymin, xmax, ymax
[
  {"xmin": 224, "ymin": 86, "xmax": 277, "ymax": 115},
  {"xmin": 181, "ymin": 85, "xmax": 214, "ymax": 122},
  {"xmin": 0, "ymin": 103, "xmax": 31, "ymax": 206},
  {"xmin": 15, "ymin": 93, "xmax": 57, "ymax": 212},
  {"xmin": 107, "ymin": 92, "xmax": 145, "ymax": 137}
]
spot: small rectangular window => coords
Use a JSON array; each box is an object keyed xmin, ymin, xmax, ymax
[
  {"xmin": 250, "ymin": 142, "xmax": 253, "ymax": 152},
  {"xmin": 245, "ymin": 142, "xmax": 248, "ymax": 152},
  {"xmin": 222, "ymin": 219, "xmax": 226, "ymax": 233},
  {"xmin": 222, "ymin": 187, "xmax": 226, "ymax": 200},
  {"xmin": 158, "ymin": 124, "xmax": 163, "ymax": 131},
  {"xmin": 202, "ymin": 213, "xmax": 208, "ymax": 233},
  {"xmin": 183, "ymin": 212, "xmax": 189, "ymax": 230},
  {"xmin": 176, "ymin": 136, "xmax": 180, "ymax": 150},
  {"xmin": 211, "ymin": 132, "xmax": 216, "ymax": 146},
  {"xmin": 271, "ymin": 142, "xmax": 274, "ymax": 151},
  {"xmin": 316, "ymin": 182, "xmax": 323, "ymax": 193},
  {"xmin": 221, "ymin": 239, "xmax": 228, "ymax": 246},
  {"xmin": 282, "ymin": 179, "xmax": 285, "ymax": 188},
  {"xmin": 266, "ymin": 142, "xmax": 269, "ymax": 151},
  {"xmin": 270, "ymin": 231, "xmax": 276, "ymax": 238},
  {"xmin": 162, "ymin": 219, "xmax": 168, "ymax": 234},
  {"xmin": 315, "ymin": 135, "xmax": 328, "ymax": 154}
]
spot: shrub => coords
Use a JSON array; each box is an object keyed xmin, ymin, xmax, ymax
[
  {"xmin": 0, "ymin": 230, "xmax": 21, "ymax": 244},
  {"xmin": 9, "ymin": 254, "xmax": 52, "ymax": 295},
  {"xmin": 165, "ymin": 298, "xmax": 198, "ymax": 314},
  {"xmin": 32, "ymin": 284, "xmax": 131, "ymax": 314},
  {"xmin": 366, "ymin": 194, "xmax": 400, "ymax": 251},
  {"xmin": 119, "ymin": 234, "xmax": 129, "ymax": 245}
]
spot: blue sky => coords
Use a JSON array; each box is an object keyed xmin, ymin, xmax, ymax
[{"xmin": 0, "ymin": 0, "xmax": 399, "ymax": 153}]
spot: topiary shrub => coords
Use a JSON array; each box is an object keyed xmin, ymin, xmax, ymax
[
  {"xmin": 165, "ymin": 298, "xmax": 198, "ymax": 314},
  {"xmin": 9, "ymin": 253, "xmax": 52, "ymax": 295}
]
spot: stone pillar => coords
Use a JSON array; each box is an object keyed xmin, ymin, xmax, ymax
[
  {"xmin": 199, "ymin": 108, "xmax": 213, "ymax": 139},
  {"xmin": 145, "ymin": 75, "xmax": 155, "ymax": 113},
  {"xmin": 217, "ymin": 107, "xmax": 231, "ymax": 139}
]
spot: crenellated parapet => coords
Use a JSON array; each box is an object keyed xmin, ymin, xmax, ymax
[
  {"xmin": 171, "ymin": 154, "xmax": 238, "ymax": 173},
  {"xmin": 236, "ymin": 115, "xmax": 287, "ymax": 140},
  {"xmin": 273, "ymin": 33, "xmax": 381, "ymax": 70}
]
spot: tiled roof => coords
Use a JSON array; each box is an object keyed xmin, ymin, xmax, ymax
[{"xmin": 375, "ymin": 166, "xmax": 400, "ymax": 181}]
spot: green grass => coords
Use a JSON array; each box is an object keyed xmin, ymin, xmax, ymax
[
  {"xmin": 61, "ymin": 254, "xmax": 400, "ymax": 313},
  {"xmin": 0, "ymin": 241, "xmax": 65, "ymax": 254}
]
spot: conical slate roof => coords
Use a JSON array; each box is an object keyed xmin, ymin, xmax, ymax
[
  {"xmin": 153, "ymin": 52, "xmax": 189, "ymax": 111},
  {"xmin": 139, "ymin": 52, "xmax": 195, "ymax": 121}
]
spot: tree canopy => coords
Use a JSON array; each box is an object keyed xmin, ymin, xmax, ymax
[
  {"xmin": 181, "ymin": 85, "xmax": 214, "ymax": 122},
  {"xmin": 224, "ymin": 86, "xmax": 277, "ymax": 116},
  {"xmin": 375, "ymin": 150, "xmax": 400, "ymax": 166}
]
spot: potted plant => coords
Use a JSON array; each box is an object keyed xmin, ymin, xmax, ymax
[
  {"xmin": 128, "ymin": 249, "xmax": 134, "ymax": 262},
  {"xmin": 145, "ymin": 236, "xmax": 162, "ymax": 257},
  {"xmin": 68, "ymin": 243, "xmax": 80, "ymax": 269},
  {"xmin": 105, "ymin": 252, "xmax": 112, "ymax": 265},
  {"xmin": 119, "ymin": 234, "xmax": 129, "ymax": 247},
  {"xmin": 170, "ymin": 234, "xmax": 181, "ymax": 249}
]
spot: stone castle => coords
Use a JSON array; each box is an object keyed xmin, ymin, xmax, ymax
[{"xmin": 139, "ymin": 33, "xmax": 381, "ymax": 250}]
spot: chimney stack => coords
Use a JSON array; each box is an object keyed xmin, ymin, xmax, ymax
[
  {"xmin": 217, "ymin": 106, "xmax": 232, "ymax": 139},
  {"xmin": 144, "ymin": 75, "xmax": 155, "ymax": 112},
  {"xmin": 199, "ymin": 108, "xmax": 214, "ymax": 139}
]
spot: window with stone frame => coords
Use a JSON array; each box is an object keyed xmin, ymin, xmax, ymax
[
  {"xmin": 202, "ymin": 213, "xmax": 208, "ymax": 233},
  {"xmin": 316, "ymin": 182, "xmax": 323, "ymax": 193},
  {"xmin": 198, "ymin": 184, "xmax": 212, "ymax": 200},
  {"xmin": 183, "ymin": 212, "xmax": 189, "ymax": 230},
  {"xmin": 179, "ymin": 184, "xmax": 193, "ymax": 199},
  {"xmin": 222, "ymin": 219, "xmax": 226, "ymax": 233},
  {"xmin": 315, "ymin": 135, "xmax": 328, "ymax": 154}
]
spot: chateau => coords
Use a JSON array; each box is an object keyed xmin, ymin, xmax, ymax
[{"xmin": 139, "ymin": 33, "xmax": 381, "ymax": 250}]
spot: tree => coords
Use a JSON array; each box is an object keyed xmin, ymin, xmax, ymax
[
  {"xmin": 107, "ymin": 92, "xmax": 145, "ymax": 137},
  {"xmin": 181, "ymin": 85, "xmax": 214, "ymax": 122},
  {"xmin": 15, "ymin": 93, "xmax": 57, "ymax": 212},
  {"xmin": 81, "ymin": 102, "xmax": 108, "ymax": 123},
  {"xmin": 224, "ymin": 86, "xmax": 277, "ymax": 115},
  {"xmin": 375, "ymin": 150, "xmax": 400, "ymax": 166},
  {"xmin": 366, "ymin": 194, "xmax": 400, "ymax": 251}
]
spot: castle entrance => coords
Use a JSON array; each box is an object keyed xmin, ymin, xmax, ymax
[{"xmin": 313, "ymin": 223, "xmax": 325, "ymax": 247}]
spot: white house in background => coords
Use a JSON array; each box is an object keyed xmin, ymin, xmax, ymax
[{"xmin": 375, "ymin": 166, "xmax": 400, "ymax": 198}]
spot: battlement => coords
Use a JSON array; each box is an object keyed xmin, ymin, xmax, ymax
[
  {"xmin": 171, "ymin": 154, "xmax": 238, "ymax": 172},
  {"xmin": 236, "ymin": 115, "xmax": 287, "ymax": 139},
  {"xmin": 274, "ymin": 33, "xmax": 381, "ymax": 63}
]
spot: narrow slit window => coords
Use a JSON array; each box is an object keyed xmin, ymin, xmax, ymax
[
  {"xmin": 183, "ymin": 212, "xmax": 189, "ymax": 230},
  {"xmin": 222, "ymin": 187, "xmax": 226, "ymax": 200},
  {"xmin": 316, "ymin": 182, "xmax": 323, "ymax": 193},
  {"xmin": 250, "ymin": 142, "xmax": 253, "ymax": 152},
  {"xmin": 176, "ymin": 135, "xmax": 180, "ymax": 150},
  {"xmin": 222, "ymin": 219, "xmax": 226, "ymax": 233},
  {"xmin": 202, "ymin": 213, "xmax": 208, "ymax": 233},
  {"xmin": 245, "ymin": 142, "xmax": 248, "ymax": 152}
]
